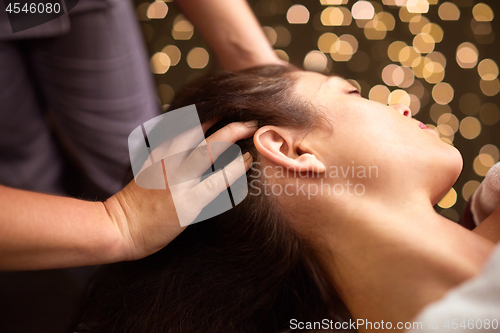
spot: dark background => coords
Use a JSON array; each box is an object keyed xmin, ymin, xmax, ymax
[{"xmin": 134, "ymin": 0, "xmax": 500, "ymax": 220}]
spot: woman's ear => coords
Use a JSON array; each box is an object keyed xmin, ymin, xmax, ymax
[{"xmin": 254, "ymin": 126, "xmax": 326, "ymax": 173}]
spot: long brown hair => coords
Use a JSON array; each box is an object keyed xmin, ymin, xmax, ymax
[{"xmin": 73, "ymin": 65, "xmax": 353, "ymax": 333}]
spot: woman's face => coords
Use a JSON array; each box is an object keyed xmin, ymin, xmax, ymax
[{"xmin": 291, "ymin": 71, "xmax": 463, "ymax": 204}]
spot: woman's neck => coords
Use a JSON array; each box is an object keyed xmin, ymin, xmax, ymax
[{"xmin": 316, "ymin": 199, "xmax": 495, "ymax": 332}]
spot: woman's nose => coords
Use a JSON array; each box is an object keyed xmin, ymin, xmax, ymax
[{"xmin": 391, "ymin": 104, "xmax": 412, "ymax": 118}]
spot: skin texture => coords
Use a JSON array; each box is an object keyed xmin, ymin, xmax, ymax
[
  {"xmin": 0, "ymin": 122, "xmax": 256, "ymax": 270},
  {"xmin": 251, "ymin": 71, "xmax": 497, "ymax": 332}
]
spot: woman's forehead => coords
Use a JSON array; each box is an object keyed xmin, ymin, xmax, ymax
[{"xmin": 292, "ymin": 71, "xmax": 350, "ymax": 98}]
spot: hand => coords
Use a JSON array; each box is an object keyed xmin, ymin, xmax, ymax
[{"xmin": 104, "ymin": 121, "xmax": 257, "ymax": 261}]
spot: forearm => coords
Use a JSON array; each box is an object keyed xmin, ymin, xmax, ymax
[
  {"xmin": 0, "ymin": 185, "xmax": 124, "ymax": 270},
  {"xmin": 175, "ymin": 0, "xmax": 282, "ymax": 71}
]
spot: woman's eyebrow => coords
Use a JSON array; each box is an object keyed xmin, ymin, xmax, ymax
[{"xmin": 327, "ymin": 73, "xmax": 346, "ymax": 80}]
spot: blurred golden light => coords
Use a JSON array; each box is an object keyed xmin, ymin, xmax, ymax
[
  {"xmin": 274, "ymin": 26, "xmax": 292, "ymax": 47},
  {"xmin": 382, "ymin": 64, "xmax": 401, "ymax": 86},
  {"xmin": 422, "ymin": 23, "xmax": 443, "ymax": 43},
  {"xmin": 340, "ymin": 34, "xmax": 358, "ymax": 53},
  {"xmin": 437, "ymin": 124, "xmax": 455, "ymax": 137},
  {"xmin": 409, "ymin": 93, "xmax": 421, "ymax": 114},
  {"xmin": 150, "ymin": 52, "xmax": 170, "ymax": 74},
  {"xmin": 304, "ymin": 51, "xmax": 328, "ymax": 72},
  {"xmin": 407, "ymin": 0, "xmax": 430, "ymax": 14},
  {"xmin": 479, "ymin": 103, "xmax": 500, "ymax": 125},
  {"xmin": 369, "ymin": 85, "xmax": 390, "ymax": 105},
  {"xmin": 399, "ymin": 46, "xmax": 421, "ymax": 67},
  {"xmin": 460, "ymin": 116, "xmax": 481, "ymax": 139},
  {"xmin": 456, "ymin": 42, "xmax": 479, "ymax": 69},
  {"xmin": 161, "ymin": 45, "xmax": 180, "ymax": 66},
  {"xmin": 383, "ymin": 0, "xmax": 408, "ymax": 5},
  {"xmin": 172, "ymin": 15, "xmax": 194, "ymax": 40},
  {"xmin": 478, "ymin": 59, "xmax": 499, "ymax": 81},
  {"xmin": 262, "ymin": 26, "xmax": 277, "ymax": 46},
  {"xmin": 158, "ymin": 84, "xmax": 174, "ymax": 104},
  {"xmin": 437, "ymin": 187, "xmax": 457, "ymax": 209},
  {"xmin": 409, "ymin": 15, "xmax": 430, "ymax": 35},
  {"xmin": 399, "ymin": 6, "xmax": 419, "ymax": 22},
  {"xmin": 480, "ymin": 144, "xmax": 500, "ymax": 163},
  {"xmin": 373, "ymin": 12, "xmax": 396, "ymax": 31},
  {"xmin": 318, "ymin": 33, "xmax": 338, "ymax": 53},
  {"xmin": 479, "ymin": 153, "xmax": 495, "ymax": 168},
  {"xmin": 320, "ymin": 0, "xmax": 348, "ymax": 4},
  {"xmin": 462, "ymin": 180, "xmax": 480, "ymax": 201},
  {"xmin": 471, "ymin": 19, "xmax": 492, "ymax": 35},
  {"xmin": 147, "ymin": 1, "xmax": 168, "ymax": 19},
  {"xmin": 430, "ymin": 103, "xmax": 452, "ymax": 123},
  {"xmin": 423, "ymin": 53, "xmax": 446, "ymax": 84},
  {"xmin": 274, "ymin": 50, "xmax": 289, "ymax": 62},
  {"xmin": 413, "ymin": 33, "xmax": 435, "ymax": 54},
  {"xmin": 330, "ymin": 35, "xmax": 357, "ymax": 61},
  {"xmin": 388, "ymin": 41, "xmax": 407, "ymax": 62},
  {"xmin": 472, "ymin": 3, "xmax": 494, "ymax": 22},
  {"xmin": 437, "ymin": 113, "xmax": 459, "ymax": 133},
  {"xmin": 480, "ymin": 78, "xmax": 500, "ymax": 96},
  {"xmin": 399, "ymin": 66, "xmax": 415, "ymax": 88},
  {"xmin": 438, "ymin": 2, "xmax": 460, "ymax": 21},
  {"xmin": 389, "ymin": 89, "xmax": 411, "ymax": 106},
  {"xmin": 432, "ymin": 82, "xmax": 454, "ymax": 105},
  {"xmin": 352, "ymin": 1, "xmax": 375, "ymax": 20},
  {"xmin": 364, "ymin": 20, "xmax": 387, "ymax": 40},
  {"xmin": 473, "ymin": 155, "xmax": 492, "ymax": 176},
  {"xmin": 321, "ymin": 7, "xmax": 352, "ymax": 26},
  {"xmin": 408, "ymin": 79, "xmax": 425, "ymax": 99},
  {"xmin": 287, "ymin": 4, "xmax": 310, "ymax": 24},
  {"xmin": 186, "ymin": 47, "xmax": 209, "ymax": 69},
  {"xmin": 458, "ymin": 93, "xmax": 480, "ymax": 115}
]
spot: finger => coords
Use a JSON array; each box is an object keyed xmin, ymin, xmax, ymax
[
  {"xmin": 186, "ymin": 152, "xmax": 253, "ymax": 208},
  {"xmin": 179, "ymin": 121, "xmax": 258, "ymax": 177},
  {"xmin": 201, "ymin": 119, "xmax": 218, "ymax": 134}
]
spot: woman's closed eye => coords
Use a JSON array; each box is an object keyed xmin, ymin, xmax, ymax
[{"xmin": 348, "ymin": 89, "xmax": 361, "ymax": 96}]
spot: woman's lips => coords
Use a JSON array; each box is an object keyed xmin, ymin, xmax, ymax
[{"xmin": 418, "ymin": 121, "xmax": 428, "ymax": 130}]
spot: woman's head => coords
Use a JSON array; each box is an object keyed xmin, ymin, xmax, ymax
[{"xmin": 74, "ymin": 65, "xmax": 352, "ymax": 333}]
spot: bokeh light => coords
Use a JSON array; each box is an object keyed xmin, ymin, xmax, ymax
[
  {"xmin": 186, "ymin": 47, "xmax": 209, "ymax": 69},
  {"xmin": 456, "ymin": 42, "xmax": 479, "ymax": 69},
  {"xmin": 352, "ymin": 1, "xmax": 375, "ymax": 20},
  {"xmin": 438, "ymin": 2, "xmax": 460, "ymax": 21},
  {"xmin": 138, "ymin": 0, "xmax": 500, "ymax": 218},
  {"xmin": 150, "ymin": 52, "xmax": 170, "ymax": 74},
  {"xmin": 304, "ymin": 51, "xmax": 328, "ymax": 72},
  {"xmin": 472, "ymin": 3, "xmax": 494, "ymax": 22},
  {"xmin": 438, "ymin": 187, "xmax": 457, "ymax": 209},
  {"xmin": 287, "ymin": 4, "xmax": 310, "ymax": 24},
  {"xmin": 460, "ymin": 116, "xmax": 482, "ymax": 139}
]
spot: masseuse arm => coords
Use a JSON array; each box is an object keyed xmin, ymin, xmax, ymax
[
  {"xmin": 174, "ymin": 0, "xmax": 284, "ymax": 71},
  {"xmin": 0, "ymin": 121, "xmax": 256, "ymax": 271}
]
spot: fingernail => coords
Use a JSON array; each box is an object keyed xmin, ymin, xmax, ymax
[
  {"xmin": 244, "ymin": 120, "xmax": 258, "ymax": 127},
  {"xmin": 242, "ymin": 152, "xmax": 252, "ymax": 161}
]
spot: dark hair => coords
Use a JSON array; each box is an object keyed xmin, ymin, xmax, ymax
[{"xmin": 72, "ymin": 65, "xmax": 353, "ymax": 333}]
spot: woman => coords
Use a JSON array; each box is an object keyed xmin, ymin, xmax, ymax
[{"xmin": 73, "ymin": 65, "xmax": 497, "ymax": 332}]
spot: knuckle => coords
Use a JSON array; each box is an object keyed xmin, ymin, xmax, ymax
[
  {"xmin": 204, "ymin": 175, "xmax": 221, "ymax": 192},
  {"xmin": 196, "ymin": 144, "xmax": 211, "ymax": 157}
]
